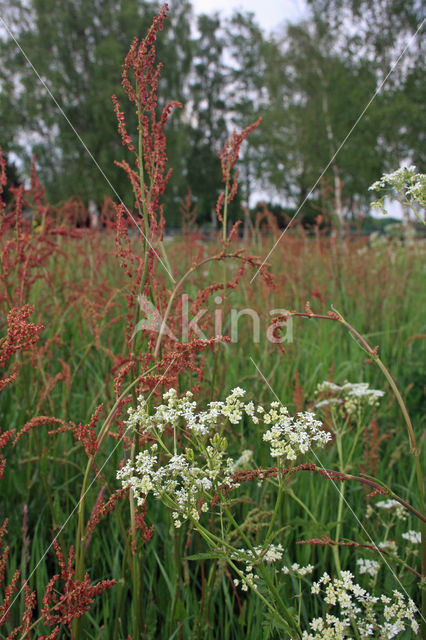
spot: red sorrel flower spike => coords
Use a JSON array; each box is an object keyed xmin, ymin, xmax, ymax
[
  {"xmin": 86, "ymin": 486, "xmax": 129, "ymax": 538},
  {"xmin": 216, "ymin": 117, "xmax": 262, "ymax": 223},
  {"xmin": 29, "ymin": 153, "xmax": 49, "ymax": 221},
  {"xmin": 112, "ymin": 95, "xmax": 136, "ymax": 154},
  {"xmin": 0, "ymin": 428, "xmax": 14, "ymax": 479},
  {"xmin": 40, "ymin": 540, "xmax": 115, "ymax": 635},
  {"xmin": 146, "ymin": 3, "xmax": 169, "ymax": 45},
  {"xmin": 0, "ymin": 305, "xmax": 44, "ymax": 368},
  {"xmin": 13, "ymin": 416, "xmax": 68, "ymax": 447},
  {"xmin": 113, "ymin": 3, "xmax": 181, "ymax": 240},
  {"xmin": 71, "ymin": 404, "xmax": 104, "ymax": 457}
]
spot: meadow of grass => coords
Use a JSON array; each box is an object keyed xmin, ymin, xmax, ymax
[{"xmin": 0, "ymin": 4, "xmax": 425, "ymax": 639}]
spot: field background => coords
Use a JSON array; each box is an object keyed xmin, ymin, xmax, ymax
[{"xmin": 1, "ymin": 217, "xmax": 424, "ymax": 638}]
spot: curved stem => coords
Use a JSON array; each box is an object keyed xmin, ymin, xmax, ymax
[
  {"xmin": 153, "ymin": 252, "xmax": 245, "ymax": 359},
  {"xmin": 289, "ymin": 310, "xmax": 425, "ymax": 581}
]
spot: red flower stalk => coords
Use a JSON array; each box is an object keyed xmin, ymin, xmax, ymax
[
  {"xmin": 216, "ymin": 117, "xmax": 262, "ymax": 225},
  {"xmin": 130, "ymin": 502, "xmax": 155, "ymax": 555},
  {"xmin": 134, "ymin": 502, "xmax": 155, "ymax": 544},
  {"xmin": 40, "ymin": 540, "xmax": 115, "ymax": 636},
  {"xmin": 47, "ymin": 405, "xmax": 104, "ymax": 457},
  {"xmin": 28, "ymin": 154, "xmax": 50, "ymax": 225},
  {"xmin": 13, "ymin": 416, "xmax": 68, "ymax": 447},
  {"xmin": 0, "ymin": 150, "xmax": 85, "ymax": 312},
  {"xmin": 35, "ymin": 358, "xmax": 71, "ymax": 413},
  {"xmin": 296, "ymin": 536, "xmax": 422, "ymax": 580},
  {"xmin": 70, "ymin": 404, "xmax": 104, "ymax": 457},
  {"xmin": 180, "ymin": 189, "xmax": 198, "ymax": 235},
  {"xmin": 2, "ymin": 580, "xmax": 37, "ymax": 639},
  {"xmin": 0, "ymin": 305, "xmax": 44, "ymax": 367},
  {"xmin": 0, "ymin": 428, "xmax": 14, "ymax": 479},
  {"xmin": 0, "ymin": 519, "xmax": 37, "ymax": 633},
  {"xmin": 112, "ymin": 95, "xmax": 136, "ymax": 154},
  {"xmin": 86, "ymin": 486, "xmax": 129, "ymax": 537},
  {"xmin": 0, "ymin": 570, "xmax": 20, "ymax": 626},
  {"xmin": 0, "ymin": 305, "xmax": 44, "ymax": 399},
  {"xmin": 113, "ymin": 358, "xmax": 136, "ymax": 396},
  {"xmin": 361, "ymin": 413, "xmax": 390, "ymax": 477},
  {"xmin": 113, "ymin": 3, "xmax": 182, "ymax": 239},
  {"xmin": 0, "ymin": 371, "xmax": 18, "ymax": 392}
]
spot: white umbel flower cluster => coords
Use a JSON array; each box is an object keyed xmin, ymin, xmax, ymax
[
  {"xmin": 117, "ymin": 435, "xmax": 233, "ymax": 527},
  {"xmin": 379, "ymin": 540, "xmax": 398, "ymax": 554},
  {"xmin": 282, "ymin": 562, "xmax": 315, "ymax": 577},
  {"xmin": 356, "ymin": 558, "xmax": 380, "ymax": 578},
  {"xmin": 369, "ymin": 166, "xmax": 426, "ymax": 209},
  {"xmin": 375, "ymin": 499, "xmax": 407, "ymax": 521},
  {"xmin": 125, "ymin": 388, "xmax": 245, "ymax": 437},
  {"xmin": 303, "ymin": 571, "xmax": 418, "ymax": 639},
  {"xmin": 401, "ymin": 530, "xmax": 421, "ymax": 544},
  {"xmin": 263, "ymin": 411, "xmax": 330, "ymax": 461},
  {"xmin": 118, "ymin": 388, "xmax": 329, "ymax": 527},
  {"xmin": 315, "ymin": 381, "xmax": 384, "ymax": 417},
  {"xmin": 231, "ymin": 543, "xmax": 284, "ymax": 591},
  {"xmin": 369, "ymin": 166, "xmax": 419, "ymax": 192}
]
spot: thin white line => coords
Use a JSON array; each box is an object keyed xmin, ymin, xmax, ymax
[
  {"xmin": 0, "ymin": 15, "xmax": 176, "ymax": 284},
  {"xmin": 7, "ymin": 356, "xmax": 177, "ymax": 615},
  {"xmin": 250, "ymin": 17, "xmax": 426, "ymax": 283},
  {"xmin": 249, "ymin": 355, "xmax": 424, "ymax": 621}
]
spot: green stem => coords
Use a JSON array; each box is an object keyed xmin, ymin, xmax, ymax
[
  {"xmin": 112, "ymin": 550, "xmax": 128, "ymax": 640},
  {"xmin": 332, "ymin": 429, "xmax": 345, "ymax": 575},
  {"xmin": 129, "ymin": 441, "xmax": 141, "ymax": 638},
  {"xmin": 190, "ymin": 517, "xmax": 298, "ymax": 636},
  {"xmin": 132, "ymin": 99, "xmax": 155, "ymax": 361},
  {"xmin": 286, "ymin": 488, "xmax": 319, "ymax": 524},
  {"xmin": 265, "ymin": 458, "xmax": 285, "ymax": 544},
  {"xmin": 222, "ymin": 179, "xmax": 229, "ymax": 244},
  {"xmin": 221, "ymin": 504, "xmax": 300, "ymax": 635}
]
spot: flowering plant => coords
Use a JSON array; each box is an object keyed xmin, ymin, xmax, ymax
[{"xmin": 369, "ymin": 166, "xmax": 426, "ymax": 226}]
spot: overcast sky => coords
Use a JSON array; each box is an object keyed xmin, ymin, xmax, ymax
[{"xmin": 190, "ymin": 0, "xmax": 308, "ymax": 34}]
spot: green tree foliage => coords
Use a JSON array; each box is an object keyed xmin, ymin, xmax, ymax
[
  {"xmin": 0, "ymin": 0, "xmax": 424, "ymax": 225},
  {"xmin": 306, "ymin": 0, "xmax": 425, "ymax": 169},
  {"xmin": 257, "ymin": 8, "xmax": 424, "ymax": 223},
  {"xmin": 185, "ymin": 13, "xmax": 228, "ymax": 227},
  {"xmin": 0, "ymin": 0, "xmax": 193, "ymax": 210},
  {"xmin": 307, "ymin": 0, "xmax": 424, "ymax": 71},
  {"xmin": 258, "ymin": 20, "xmax": 383, "ymax": 220}
]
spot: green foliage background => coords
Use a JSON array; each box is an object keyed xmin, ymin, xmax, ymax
[{"xmin": 0, "ymin": 0, "xmax": 424, "ymax": 226}]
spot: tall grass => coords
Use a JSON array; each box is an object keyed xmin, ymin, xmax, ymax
[{"xmin": 1, "ymin": 226, "xmax": 424, "ymax": 638}]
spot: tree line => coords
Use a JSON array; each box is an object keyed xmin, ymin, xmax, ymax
[{"xmin": 0, "ymin": 0, "xmax": 424, "ymax": 227}]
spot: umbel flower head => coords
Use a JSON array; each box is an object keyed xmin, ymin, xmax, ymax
[
  {"xmin": 263, "ymin": 407, "xmax": 330, "ymax": 461},
  {"xmin": 315, "ymin": 381, "xmax": 384, "ymax": 417},
  {"xmin": 303, "ymin": 571, "xmax": 418, "ymax": 639},
  {"xmin": 117, "ymin": 388, "xmax": 329, "ymax": 527},
  {"xmin": 369, "ymin": 166, "xmax": 426, "ymax": 211}
]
